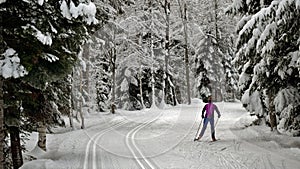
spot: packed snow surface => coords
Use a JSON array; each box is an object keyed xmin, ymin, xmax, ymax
[{"xmin": 21, "ymin": 99, "xmax": 300, "ymax": 169}]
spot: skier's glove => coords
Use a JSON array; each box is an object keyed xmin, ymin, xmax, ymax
[{"xmin": 218, "ymin": 114, "xmax": 221, "ymax": 118}]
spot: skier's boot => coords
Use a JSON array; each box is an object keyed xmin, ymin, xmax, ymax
[
  {"xmin": 194, "ymin": 136, "xmax": 201, "ymax": 141},
  {"xmin": 212, "ymin": 132, "xmax": 217, "ymax": 142}
]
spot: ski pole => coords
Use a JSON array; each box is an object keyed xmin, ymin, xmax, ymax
[
  {"xmin": 194, "ymin": 118, "xmax": 203, "ymax": 141},
  {"xmin": 212, "ymin": 117, "xmax": 220, "ymax": 134}
]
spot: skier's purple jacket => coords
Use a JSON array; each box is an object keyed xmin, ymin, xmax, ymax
[{"xmin": 202, "ymin": 103, "xmax": 221, "ymax": 118}]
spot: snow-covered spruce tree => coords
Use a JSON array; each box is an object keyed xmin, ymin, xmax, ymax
[
  {"xmin": 216, "ymin": 0, "xmax": 239, "ymax": 101},
  {"xmin": 71, "ymin": 51, "xmax": 88, "ymax": 128},
  {"xmin": 1, "ymin": 0, "xmax": 100, "ymax": 167},
  {"xmin": 175, "ymin": 0, "xmax": 238, "ymax": 102},
  {"xmin": 222, "ymin": 47, "xmax": 239, "ymax": 101},
  {"xmin": 157, "ymin": 0, "xmax": 179, "ymax": 106},
  {"xmin": 194, "ymin": 33, "xmax": 225, "ymax": 101},
  {"xmin": 90, "ymin": 19, "xmax": 126, "ymax": 111},
  {"xmin": 46, "ymin": 75, "xmax": 72, "ymax": 130},
  {"xmin": 113, "ymin": 0, "xmax": 193, "ymax": 109},
  {"xmin": 114, "ymin": 32, "xmax": 156, "ymax": 110},
  {"xmin": 107, "ymin": 0, "xmax": 164, "ymax": 110},
  {"xmin": 86, "ymin": 0, "xmax": 124, "ymax": 114},
  {"xmin": 90, "ymin": 19, "xmax": 124, "ymax": 112},
  {"xmin": 227, "ymin": 0, "xmax": 300, "ymax": 134},
  {"xmin": 91, "ymin": 39, "xmax": 111, "ymax": 112},
  {"xmin": 0, "ymin": 22, "xmax": 5, "ymax": 169},
  {"xmin": 177, "ymin": 0, "xmax": 192, "ymax": 104}
]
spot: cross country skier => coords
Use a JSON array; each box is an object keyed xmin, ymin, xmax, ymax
[{"xmin": 195, "ymin": 96, "xmax": 221, "ymax": 141}]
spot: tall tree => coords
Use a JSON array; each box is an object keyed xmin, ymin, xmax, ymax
[
  {"xmin": 0, "ymin": 10, "xmax": 4, "ymax": 167},
  {"xmin": 112, "ymin": 0, "xmax": 164, "ymax": 109},
  {"xmin": 160, "ymin": 0, "xmax": 170, "ymax": 107},
  {"xmin": 0, "ymin": 77, "xmax": 3, "ymax": 169},
  {"xmin": 227, "ymin": 0, "xmax": 300, "ymax": 133},
  {"xmin": 178, "ymin": 0, "xmax": 191, "ymax": 104},
  {"xmin": 194, "ymin": 32, "xmax": 224, "ymax": 100},
  {"xmin": 0, "ymin": 0, "xmax": 100, "ymax": 167}
]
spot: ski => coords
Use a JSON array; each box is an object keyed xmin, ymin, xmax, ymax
[
  {"xmin": 210, "ymin": 139, "xmax": 220, "ymax": 142},
  {"xmin": 194, "ymin": 139, "xmax": 220, "ymax": 143},
  {"xmin": 193, "ymin": 138, "xmax": 200, "ymax": 142}
]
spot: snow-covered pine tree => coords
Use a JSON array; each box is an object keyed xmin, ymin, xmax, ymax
[
  {"xmin": 0, "ymin": 79, "xmax": 3, "ymax": 169},
  {"xmin": 215, "ymin": 0, "xmax": 239, "ymax": 101},
  {"xmin": 177, "ymin": 0, "xmax": 238, "ymax": 102},
  {"xmin": 161, "ymin": 0, "xmax": 170, "ymax": 107},
  {"xmin": 194, "ymin": 32, "xmax": 225, "ymax": 101},
  {"xmin": 0, "ymin": 0, "xmax": 101, "ymax": 167},
  {"xmin": 227, "ymin": 0, "xmax": 300, "ymax": 135},
  {"xmin": 91, "ymin": 38, "xmax": 111, "ymax": 112},
  {"xmin": 71, "ymin": 49, "xmax": 88, "ymax": 128},
  {"xmin": 177, "ymin": 0, "xmax": 192, "ymax": 104},
  {"xmin": 90, "ymin": 19, "xmax": 124, "ymax": 112},
  {"xmin": 0, "ymin": 19, "xmax": 4, "ymax": 169},
  {"xmin": 222, "ymin": 47, "xmax": 239, "ymax": 101},
  {"xmin": 109, "ymin": 0, "xmax": 165, "ymax": 110}
]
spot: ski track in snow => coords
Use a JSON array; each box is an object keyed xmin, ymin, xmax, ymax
[
  {"xmin": 83, "ymin": 121, "xmax": 128, "ymax": 169},
  {"xmin": 125, "ymin": 112, "xmax": 162, "ymax": 169},
  {"xmin": 21, "ymin": 101, "xmax": 300, "ymax": 169},
  {"xmin": 196, "ymin": 141, "xmax": 247, "ymax": 169}
]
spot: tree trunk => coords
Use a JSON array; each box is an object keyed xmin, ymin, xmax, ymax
[
  {"xmin": 149, "ymin": 1, "xmax": 157, "ymax": 108},
  {"xmin": 183, "ymin": 2, "xmax": 191, "ymax": 104},
  {"xmin": 213, "ymin": 0, "xmax": 219, "ymax": 41},
  {"xmin": 138, "ymin": 35, "xmax": 145, "ymax": 109},
  {"xmin": 9, "ymin": 126, "xmax": 23, "ymax": 169},
  {"xmin": 150, "ymin": 35, "xmax": 156, "ymax": 108},
  {"xmin": 172, "ymin": 86, "xmax": 177, "ymax": 106},
  {"xmin": 69, "ymin": 112, "xmax": 74, "ymax": 130},
  {"xmin": 213, "ymin": 0, "xmax": 223, "ymax": 102},
  {"xmin": 161, "ymin": 0, "xmax": 171, "ymax": 107},
  {"xmin": 79, "ymin": 68, "xmax": 85, "ymax": 129},
  {"xmin": 0, "ymin": 77, "xmax": 4, "ymax": 169},
  {"xmin": 111, "ymin": 47, "xmax": 117, "ymax": 114},
  {"xmin": 84, "ymin": 46, "xmax": 90, "ymax": 113},
  {"xmin": 268, "ymin": 91, "xmax": 277, "ymax": 132},
  {"xmin": 69, "ymin": 73, "xmax": 75, "ymax": 130},
  {"xmin": 37, "ymin": 122, "xmax": 46, "ymax": 151},
  {"xmin": 1, "ymin": 20, "xmax": 5, "ymax": 169},
  {"xmin": 139, "ymin": 65, "xmax": 145, "ymax": 109}
]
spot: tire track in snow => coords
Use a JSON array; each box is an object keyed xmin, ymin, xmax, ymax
[
  {"xmin": 83, "ymin": 121, "xmax": 128, "ymax": 169},
  {"xmin": 126, "ymin": 113, "xmax": 162, "ymax": 169}
]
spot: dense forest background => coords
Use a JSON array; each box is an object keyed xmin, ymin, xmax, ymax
[{"xmin": 0, "ymin": 0, "xmax": 299, "ymax": 168}]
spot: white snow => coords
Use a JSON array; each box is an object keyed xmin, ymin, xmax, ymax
[
  {"xmin": 48, "ymin": 21, "xmax": 58, "ymax": 34},
  {"xmin": 37, "ymin": 0, "xmax": 45, "ymax": 6},
  {"xmin": 1, "ymin": 48, "xmax": 28, "ymax": 79},
  {"xmin": 274, "ymin": 87, "xmax": 300, "ymax": 113},
  {"xmin": 77, "ymin": 48, "xmax": 87, "ymax": 72},
  {"xmin": 241, "ymin": 89, "xmax": 264, "ymax": 116},
  {"xmin": 238, "ymin": 72, "xmax": 250, "ymax": 91},
  {"xmin": 120, "ymin": 79, "xmax": 128, "ymax": 92},
  {"xmin": 124, "ymin": 68, "xmax": 131, "ymax": 77},
  {"xmin": 42, "ymin": 53, "xmax": 59, "ymax": 62},
  {"xmin": 20, "ymin": 100, "xmax": 300, "ymax": 169},
  {"xmin": 60, "ymin": 0, "xmax": 72, "ymax": 20},
  {"xmin": 262, "ymin": 37, "xmax": 275, "ymax": 55},
  {"xmin": 22, "ymin": 24, "xmax": 52, "ymax": 46},
  {"xmin": 60, "ymin": 0, "xmax": 98, "ymax": 25},
  {"xmin": 297, "ymin": 0, "xmax": 300, "ymax": 9}
]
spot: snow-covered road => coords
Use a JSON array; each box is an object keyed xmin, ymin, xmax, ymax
[{"xmin": 21, "ymin": 100, "xmax": 300, "ymax": 169}]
